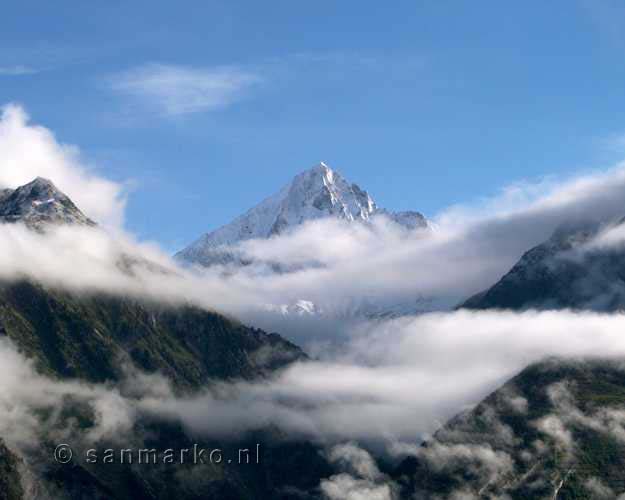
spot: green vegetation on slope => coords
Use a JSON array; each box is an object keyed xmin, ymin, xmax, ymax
[{"xmin": 0, "ymin": 280, "xmax": 305, "ymax": 391}]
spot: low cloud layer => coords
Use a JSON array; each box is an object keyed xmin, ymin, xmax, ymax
[
  {"xmin": 7, "ymin": 309, "xmax": 625, "ymax": 456},
  {"xmin": 0, "ymin": 337, "xmax": 144, "ymax": 451},
  {"xmin": 144, "ymin": 310, "xmax": 625, "ymax": 445}
]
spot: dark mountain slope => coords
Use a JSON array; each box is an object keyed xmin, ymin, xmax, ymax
[
  {"xmin": 0, "ymin": 439, "xmax": 23, "ymax": 500},
  {"xmin": 34, "ymin": 423, "xmax": 332, "ymax": 500},
  {"xmin": 395, "ymin": 358, "xmax": 625, "ymax": 499},
  {"xmin": 461, "ymin": 220, "xmax": 625, "ymax": 311},
  {"xmin": 0, "ymin": 280, "xmax": 329, "ymax": 500},
  {"xmin": 0, "ymin": 279, "xmax": 305, "ymax": 390}
]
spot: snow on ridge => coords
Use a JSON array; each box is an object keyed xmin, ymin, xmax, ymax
[{"xmin": 175, "ymin": 162, "xmax": 429, "ymax": 266}]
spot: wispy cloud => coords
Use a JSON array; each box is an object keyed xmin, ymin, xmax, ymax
[
  {"xmin": 0, "ymin": 65, "xmax": 38, "ymax": 76},
  {"xmin": 109, "ymin": 63, "xmax": 261, "ymax": 116}
]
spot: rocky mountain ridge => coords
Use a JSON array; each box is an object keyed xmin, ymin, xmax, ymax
[{"xmin": 0, "ymin": 177, "xmax": 95, "ymax": 229}]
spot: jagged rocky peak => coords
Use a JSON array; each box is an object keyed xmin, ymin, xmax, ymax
[
  {"xmin": 0, "ymin": 177, "xmax": 95, "ymax": 229},
  {"xmin": 269, "ymin": 162, "xmax": 378, "ymax": 235},
  {"xmin": 176, "ymin": 161, "xmax": 429, "ymax": 266},
  {"xmin": 290, "ymin": 161, "xmax": 377, "ymax": 219}
]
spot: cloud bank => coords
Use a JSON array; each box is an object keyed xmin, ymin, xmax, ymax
[
  {"xmin": 6, "ymin": 310, "xmax": 625, "ymax": 457},
  {"xmin": 143, "ymin": 310, "xmax": 625, "ymax": 445}
]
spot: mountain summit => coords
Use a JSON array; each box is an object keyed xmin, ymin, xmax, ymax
[
  {"xmin": 0, "ymin": 177, "xmax": 95, "ymax": 229},
  {"xmin": 176, "ymin": 162, "xmax": 429, "ymax": 266}
]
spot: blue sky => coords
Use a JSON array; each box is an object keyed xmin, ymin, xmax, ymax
[{"xmin": 2, "ymin": 0, "xmax": 625, "ymax": 251}]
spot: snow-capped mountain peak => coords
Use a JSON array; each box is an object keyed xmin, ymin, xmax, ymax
[
  {"xmin": 0, "ymin": 177, "xmax": 95, "ymax": 229},
  {"xmin": 175, "ymin": 162, "xmax": 428, "ymax": 267},
  {"xmin": 274, "ymin": 161, "xmax": 378, "ymax": 228}
]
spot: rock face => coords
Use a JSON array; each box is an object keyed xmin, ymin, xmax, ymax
[
  {"xmin": 175, "ymin": 162, "xmax": 429, "ymax": 267},
  {"xmin": 0, "ymin": 177, "xmax": 95, "ymax": 229},
  {"xmin": 461, "ymin": 218, "xmax": 625, "ymax": 311}
]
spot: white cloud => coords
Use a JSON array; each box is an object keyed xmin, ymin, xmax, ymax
[
  {"xmin": 535, "ymin": 415, "xmax": 574, "ymax": 454},
  {"xmin": 326, "ymin": 443, "xmax": 384, "ymax": 481},
  {"xmin": 109, "ymin": 63, "xmax": 261, "ymax": 116},
  {"xmin": 0, "ymin": 104, "xmax": 126, "ymax": 228},
  {"xmin": 135, "ymin": 310, "xmax": 625, "ymax": 444},
  {"xmin": 415, "ymin": 442, "xmax": 514, "ymax": 483},
  {"xmin": 0, "ymin": 223, "xmax": 258, "ymax": 313},
  {"xmin": 316, "ymin": 443, "xmax": 397, "ymax": 499},
  {"xmin": 8, "ymin": 303, "xmax": 625, "ymax": 459},
  {"xmin": 320, "ymin": 474, "xmax": 394, "ymax": 500},
  {"xmin": 539, "ymin": 381, "xmax": 625, "ymax": 451},
  {"xmin": 0, "ymin": 337, "xmax": 139, "ymax": 451},
  {"xmin": 584, "ymin": 478, "xmax": 614, "ymax": 499}
]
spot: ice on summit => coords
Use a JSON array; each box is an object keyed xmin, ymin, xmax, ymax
[{"xmin": 175, "ymin": 162, "xmax": 429, "ymax": 267}]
